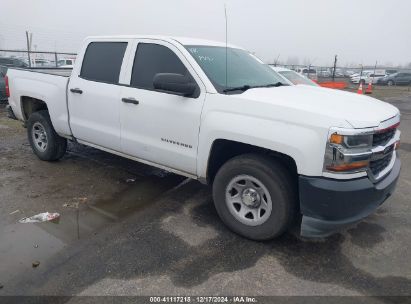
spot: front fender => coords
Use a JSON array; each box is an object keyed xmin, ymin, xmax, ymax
[{"xmin": 197, "ymin": 111, "xmax": 329, "ymax": 179}]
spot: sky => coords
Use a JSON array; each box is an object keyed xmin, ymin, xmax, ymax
[{"xmin": 0, "ymin": 0, "xmax": 410, "ymax": 67}]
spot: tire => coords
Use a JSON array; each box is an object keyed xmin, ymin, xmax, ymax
[
  {"xmin": 212, "ymin": 154, "xmax": 297, "ymax": 241},
  {"xmin": 388, "ymin": 80, "xmax": 394, "ymax": 86},
  {"xmin": 27, "ymin": 110, "xmax": 67, "ymax": 161},
  {"xmin": 360, "ymin": 79, "xmax": 365, "ymax": 85}
]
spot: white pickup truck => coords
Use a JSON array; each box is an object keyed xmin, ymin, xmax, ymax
[{"xmin": 5, "ymin": 35, "xmax": 401, "ymax": 240}]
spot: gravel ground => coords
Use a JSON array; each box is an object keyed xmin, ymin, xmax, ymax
[{"xmin": 0, "ymin": 89, "xmax": 410, "ymax": 300}]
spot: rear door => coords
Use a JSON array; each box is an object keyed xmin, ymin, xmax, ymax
[
  {"xmin": 394, "ymin": 73, "xmax": 404, "ymax": 84},
  {"xmin": 403, "ymin": 73, "xmax": 411, "ymax": 84},
  {"xmin": 68, "ymin": 40, "xmax": 132, "ymax": 151},
  {"xmin": 119, "ymin": 39, "xmax": 205, "ymax": 175}
]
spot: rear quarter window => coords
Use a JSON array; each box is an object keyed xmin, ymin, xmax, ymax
[{"xmin": 80, "ymin": 42, "xmax": 127, "ymax": 84}]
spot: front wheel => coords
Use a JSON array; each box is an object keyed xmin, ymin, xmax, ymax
[
  {"xmin": 27, "ymin": 110, "xmax": 67, "ymax": 161},
  {"xmin": 212, "ymin": 154, "xmax": 297, "ymax": 240},
  {"xmin": 387, "ymin": 80, "xmax": 395, "ymax": 86}
]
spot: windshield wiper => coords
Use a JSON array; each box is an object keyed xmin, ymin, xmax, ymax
[
  {"xmin": 223, "ymin": 85, "xmax": 252, "ymax": 93},
  {"xmin": 223, "ymin": 82, "xmax": 287, "ymax": 93},
  {"xmin": 259, "ymin": 82, "xmax": 287, "ymax": 88}
]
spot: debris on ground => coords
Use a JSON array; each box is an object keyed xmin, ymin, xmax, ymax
[
  {"xmin": 32, "ymin": 261, "xmax": 40, "ymax": 268},
  {"xmin": 33, "ymin": 244, "xmax": 39, "ymax": 248},
  {"xmin": 0, "ymin": 283, "xmax": 3, "ymax": 289},
  {"xmin": 19, "ymin": 212, "xmax": 60, "ymax": 223},
  {"xmin": 125, "ymin": 178, "xmax": 136, "ymax": 183},
  {"xmin": 9, "ymin": 210, "xmax": 20, "ymax": 215},
  {"xmin": 152, "ymin": 169, "xmax": 171, "ymax": 178},
  {"xmin": 63, "ymin": 197, "xmax": 88, "ymax": 208}
]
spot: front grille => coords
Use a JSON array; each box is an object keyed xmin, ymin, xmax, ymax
[
  {"xmin": 370, "ymin": 152, "xmax": 393, "ymax": 176},
  {"xmin": 373, "ymin": 128, "xmax": 396, "ymax": 146}
]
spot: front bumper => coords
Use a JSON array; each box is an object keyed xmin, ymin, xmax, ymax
[{"xmin": 299, "ymin": 157, "xmax": 401, "ymax": 238}]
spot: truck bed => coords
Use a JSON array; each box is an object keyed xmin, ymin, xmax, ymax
[
  {"xmin": 6, "ymin": 67, "xmax": 72, "ymax": 137},
  {"xmin": 6, "ymin": 67, "xmax": 72, "ymax": 77}
]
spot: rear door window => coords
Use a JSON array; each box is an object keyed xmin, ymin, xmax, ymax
[
  {"xmin": 0, "ymin": 58, "xmax": 13, "ymax": 65},
  {"xmin": 80, "ymin": 42, "xmax": 127, "ymax": 84}
]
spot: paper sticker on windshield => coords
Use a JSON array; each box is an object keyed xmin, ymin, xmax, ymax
[{"xmin": 198, "ymin": 55, "xmax": 213, "ymax": 62}]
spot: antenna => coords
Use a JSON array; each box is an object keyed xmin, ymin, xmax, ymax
[{"xmin": 224, "ymin": 4, "xmax": 228, "ymax": 90}]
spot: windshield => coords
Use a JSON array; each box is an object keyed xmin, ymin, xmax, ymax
[
  {"xmin": 185, "ymin": 45, "xmax": 287, "ymax": 94},
  {"xmin": 279, "ymin": 71, "xmax": 318, "ymax": 86}
]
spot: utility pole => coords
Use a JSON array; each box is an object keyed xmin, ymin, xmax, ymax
[
  {"xmin": 359, "ymin": 64, "xmax": 363, "ymax": 81},
  {"xmin": 274, "ymin": 54, "xmax": 280, "ymax": 66},
  {"xmin": 372, "ymin": 60, "xmax": 377, "ymax": 84},
  {"xmin": 25, "ymin": 31, "xmax": 32, "ymax": 68},
  {"xmin": 54, "ymin": 41, "xmax": 58, "ymax": 67},
  {"xmin": 332, "ymin": 55, "xmax": 337, "ymax": 81}
]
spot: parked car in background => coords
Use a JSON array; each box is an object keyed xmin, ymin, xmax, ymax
[
  {"xmin": 350, "ymin": 71, "xmax": 370, "ymax": 84},
  {"xmin": 356, "ymin": 70, "xmax": 387, "ymax": 84},
  {"xmin": 350, "ymin": 70, "xmax": 372, "ymax": 79},
  {"xmin": 0, "ymin": 57, "xmax": 28, "ymax": 68},
  {"xmin": 318, "ymin": 70, "xmax": 331, "ymax": 77},
  {"xmin": 295, "ymin": 67, "xmax": 318, "ymax": 81},
  {"xmin": 57, "ymin": 58, "xmax": 75, "ymax": 68},
  {"xmin": 0, "ymin": 66, "xmax": 8, "ymax": 101},
  {"xmin": 30, "ymin": 58, "xmax": 54, "ymax": 67},
  {"xmin": 329, "ymin": 68, "xmax": 344, "ymax": 78},
  {"xmin": 344, "ymin": 70, "xmax": 356, "ymax": 77},
  {"xmin": 377, "ymin": 72, "xmax": 411, "ymax": 86},
  {"xmin": 271, "ymin": 66, "xmax": 318, "ymax": 86},
  {"xmin": 350, "ymin": 70, "xmax": 385, "ymax": 84},
  {"xmin": 385, "ymin": 69, "xmax": 398, "ymax": 75}
]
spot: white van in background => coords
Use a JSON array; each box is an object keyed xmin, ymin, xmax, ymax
[{"xmin": 351, "ymin": 70, "xmax": 387, "ymax": 84}]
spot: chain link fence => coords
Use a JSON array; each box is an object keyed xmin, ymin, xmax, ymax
[{"xmin": 0, "ymin": 49, "xmax": 76, "ymax": 69}]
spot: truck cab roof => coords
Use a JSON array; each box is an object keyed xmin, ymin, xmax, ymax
[{"xmin": 85, "ymin": 35, "xmax": 242, "ymax": 49}]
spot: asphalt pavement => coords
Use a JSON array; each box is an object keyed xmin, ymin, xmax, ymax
[{"xmin": 0, "ymin": 92, "xmax": 410, "ymax": 300}]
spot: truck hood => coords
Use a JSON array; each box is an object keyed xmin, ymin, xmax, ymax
[{"xmin": 238, "ymin": 85, "xmax": 399, "ymax": 128}]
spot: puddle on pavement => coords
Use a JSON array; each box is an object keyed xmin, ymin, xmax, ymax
[
  {"xmin": 0, "ymin": 172, "xmax": 186, "ymax": 284},
  {"xmin": 0, "ymin": 222, "xmax": 65, "ymax": 283}
]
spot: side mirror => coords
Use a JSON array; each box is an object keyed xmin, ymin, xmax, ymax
[{"xmin": 153, "ymin": 73, "xmax": 196, "ymax": 97}]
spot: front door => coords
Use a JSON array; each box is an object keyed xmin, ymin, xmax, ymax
[{"xmin": 120, "ymin": 40, "xmax": 205, "ymax": 175}]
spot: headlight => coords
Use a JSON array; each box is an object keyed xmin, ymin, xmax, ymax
[
  {"xmin": 330, "ymin": 133, "xmax": 372, "ymax": 149},
  {"xmin": 324, "ymin": 133, "xmax": 373, "ymax": 173}
]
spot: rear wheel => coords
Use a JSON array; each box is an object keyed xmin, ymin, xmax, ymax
[
  {"xmin": 27, "ymin": 110, "xmax": 67, "ymax": 161},
  {"xmin": 212, "ymin": 154, "xmax": 297, "ymax": 240}
]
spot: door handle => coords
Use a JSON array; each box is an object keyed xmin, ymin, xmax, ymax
[
  {"xmin": 121, "ymin": 97, "xmax": 139, "ymax": 105},
  {"xmin": 70, "ymin": 88, "xmax": 83, "ymax": 94}
]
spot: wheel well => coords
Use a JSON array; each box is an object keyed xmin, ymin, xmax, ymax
[
  {"xmin": 206, "ymin": 139, "xmax": 298, "ymax": 184},
  {"xmin": 21, "ymin": 96, "xmax": 48, "ymax": 120}
]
